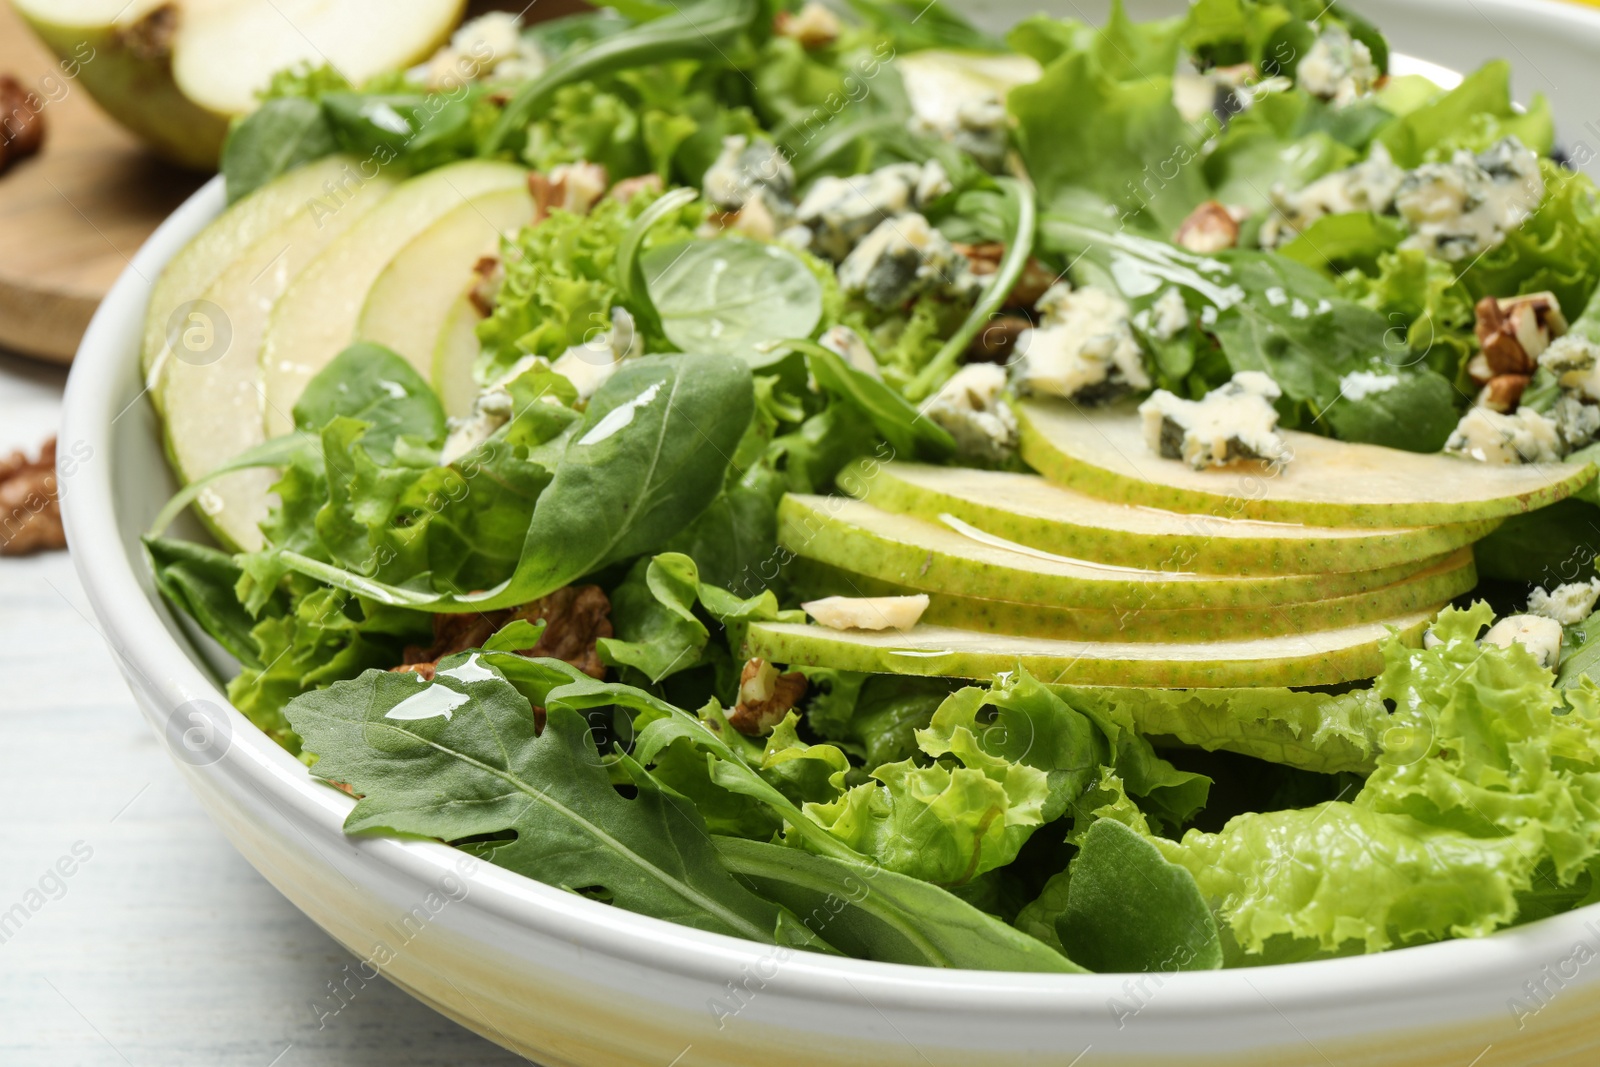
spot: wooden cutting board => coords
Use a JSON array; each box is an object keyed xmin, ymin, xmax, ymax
[{"xmin": 0, "ymin": 0, "xmax": 206, "ymax": 363}]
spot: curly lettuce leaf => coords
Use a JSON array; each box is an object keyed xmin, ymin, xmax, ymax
[{"xmin": 1158, "ymin": 605, "xmax": 1600, "ymax": 956}]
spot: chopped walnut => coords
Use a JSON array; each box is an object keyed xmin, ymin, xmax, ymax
[
  {"xmin": 528, "ymin": 162, "xmax": 609, "ymax": 223},
  {"xmin": 774, "ymin": 2, "xmax": 842, "ymax": 49},
  {"xmin": 0, "ymin": 76, "xmax": 45, "ymax": 175},
  {"xmin": 1477, "ymin": 373, "xmax": 1530, "ymax": 413},
  {"xmin": 390, "ymin": 585, "xmax": 613, "ymax": 680},
  {"xmin": 115, "ymin": 3, "xmax": 178, "ymax": 61},
  {"xmin": 467, "ymin": 255, "xmax": 502, "ymax": 317},
  {"xmin": 954, "ymin": 242, "xmax": 1056, "ymax": 309},
  {"xmin": 1, "ymin": 437, "xmax": 65, "ymax": 556},
  {"xmin": 1475, "ymin": 292, "xmax": 1567, "ymax": 378},
  {"xmin": 1174, "ymin": 200, "xmax": 1243, "ymax": 254},
  {"xmin": 968, "ymin": 315, "xmax": 1032, "ymax": 364},
  {"xmin": 609, "ymin": 174, "xmax": 664, "ymax": 203},
  {"xmin": 727, "ymin": 658, "xmax": 808, "ymax": 737}
]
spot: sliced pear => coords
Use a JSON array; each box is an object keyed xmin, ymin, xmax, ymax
[
  {"xmin": 431, "ymin": 290, "xmax": 486, "ymax": 419},
  {"xmin": 356, "ymin": 186, "xmax": 532, "ymax": 407},
  {"xmin": 260, "ymin": 160, "xmax": 528, "ymax": 435},
  {"xmin": 13, "ymin": 0, "xmax": 464, "ymax": 168},
  {"xmin": 845, "ymin": 459, "xmax": 1496, "ymax": 576},
  {"xmin": 157, "ymin": 160, "xmax": 397, "ymax": 551},
  {"xmin": 780, "ymin": 495, "xmax": 1448, "ymax": 613},
  {"xmin": 790, "ymin": 550, "xmax": 1476, "ymax": 643},
  {"xmin": 142, "ymin": 155, "xmax": 374, "ymax": 407},
  {"xmin": 1016, "ymin": 400, "xmax": 1595, "ymax": 528},
  {"xmin": 746, "ymin": 611, "xmax": 1434, "ymax": 689}
]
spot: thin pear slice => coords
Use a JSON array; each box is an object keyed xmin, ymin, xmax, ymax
[
  {"xmin": 260, "ymin": 160, "xmax": 528, "ymax": 435},
  {"xmin": 845, "ymin": 459, "xmax": 1496, "ymax": 576},
  {"xmin": 746, "ymin": 611, "xmax": 1435, "ymax": 689},
  {"xmin": 791, "ymin": 548, "xmax": 1475, "ymax": 643},
  {"xmin": 356, "ymin": 186, "xmax": 532, "ymax": 405},
  {"xmin": 780, "ymin": 495, "xmax": 1447, "ymax": 612},
  {"xmin": 158, "ymin": 160, "xmax": 398, "ymax": 551},
  {"xmin": 1016, "ymin": 399, "xmax": 1596, "ymax": 528},
  {"xmin": 142, "ymin": 155, "xmax": 378, "ymax": 407},
  {"xmin": 14, "ymin": 0, "xmax": 463, "ymax": 168},
  {"xmin": 431, "ymin": 291, "xmax": 484, "ymax": 419}
]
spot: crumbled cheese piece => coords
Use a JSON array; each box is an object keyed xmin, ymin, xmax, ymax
[
  {"xmin": 1139, "ymin": 372, "xmax": 1289, "ymax": 470},
  {"xmin": 818, "ymin": 325, "xmax": 881, "ymax": 378},
  {"xmin": 923, "ymin": 363, "xmax": 1018, "ymax": 462},
  {"xmin": 441, "ymin": 353, "xmax": 547, "ymax": 465},
  {"xmin": 1444, "ymin": 406, "xmax": 1564, "ymax": 465},
  {"xmin": 802, "ymin": 595, "xmax": 930, "ymax": 632},
  {"xmin": 1260, "ymin": 143, "xmax": 1405, "ymax": 247},
  {"xmin": 1541, "ymin": 336, "xmax": 1600, "ymax": 402},
  {"xmin": 703, "ymin": 135, "xmax": 796, "ymax": 213},
  {"xmin": 1339, "ymin": 370, "xmax": 1399, "ymax": 402},
  {"xmin": 794, "ymin": 162, "xmax": 951, "ymax": 262},
  {"xmin": 1396, "ymin": 138, "xmax": 1544, "ymax": 262},
  {"xmin": 909, "ymin": 95, "xmax": 1010, "ymax": 169},
  {"xmin": 1481, "ymin": 614, "xmax": 1564, "ymax": 669},
  {"xmin": 1528, "ymin": 580, "xmax": 1600, "ymax": 626},
  {"xmin": 837, "ymin": 213, "xmax": 964, "ymax": 308},
  {"xmin": 1012, "ymin": 284, "xmax": 1151, "ymax": 401},
  {"xmin": 1296, "ymin": 24, "xmax": 1379, "ymax": 107},
  {"xmin": 774, "ymin": 1, "xmax": 841, "ymax": 48},
  {"xmin": 425, "ymin": 12, "xmax": 535, "ymax": 89},
  {"xmin": 1552, "ymin": 394, "xmax": 1600, "ymax": 451},
  {"xmin": 1148, "ymin": 288, "xmax": 1190, "ymax": 341}
]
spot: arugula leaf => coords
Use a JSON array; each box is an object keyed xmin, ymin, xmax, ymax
[
  {"xmin": 713, "ymin": 837, "xmax": 1081, "ymax": 971},
  {"xmin": 599, "ymin": 553, "xmax": 711, "ymax": 684},
  {"xmin": 285, "ymin": 657, "xmax": 805, "ymax": 945},
  {"xmin": 643, "ymin": 239, "xmax": 825, "ymax": 367},
  {"xmin": 788, "ymin": 339, "xmax": 955, "ymax": 459},
  {"xmin": 1059, "ymin": 819, "xmax": 1222, "ymax": 973},
  {"xmin": 145, "ymin": 536, "xmax": 271, "ymax": 667}
]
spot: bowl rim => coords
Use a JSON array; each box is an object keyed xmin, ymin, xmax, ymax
[{"xmin": 56, "ymin": 5, "xmax": 1600, "ymax": 1022}]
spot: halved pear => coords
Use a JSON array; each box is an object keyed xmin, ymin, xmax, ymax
[
  {"xmin": 431, "ymin": 291, "xmax": 484, "ymax": 419},
  {"xmin": 790, "ymin": 549, "xmax": 1476, "ymax": 643},
  {"xmin": 157, "ymin": 159, "xmax": 397, "ymax": 551},
  {"xmin": 356, "ymin": 186, "xmax": 532, "ymax": 411},
  {"xmin": 14, "ymin": 0, "xmax": 465, "ymax": 169},
  {"xmin": 780, "ymin": 495, "xmax": 1448, "ymax": 613},
  {"xmin": 259, "ymin": 160, "xmax": 528, "ymax": 435},
  {"xmin": 746, "ymin": 611, "xmax": 1434, "ymax": 689},
  {"xmin": 844, "ymin": 459, "xmax": 1497, "ymax": 576},
  {"xmin": 1016, "ymin": 400, "xmax": 1596, "ymax": 528}
]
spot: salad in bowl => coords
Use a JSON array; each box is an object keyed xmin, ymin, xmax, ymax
[{"xmin": 135, "ymin": 0, "xmax": 1600, "ymax": 981}]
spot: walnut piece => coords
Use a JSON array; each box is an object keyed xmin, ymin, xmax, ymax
[
  {"xmin": 968, "ymin": 315, "xmax": 1032, "ymax": 364},
  {"xmin": 774, "ymin": 2, "xmax": 842, "ymax": 49},
  {"xmin": 390, "ymin": 585, "xmax": 613, "ymax": 680},
  {"xmin": 727, "ymin": 658, "xmax": 808, "ymax": 737},
  {"xmin": 1477, "ymin": 373, "xmax": 1530, "ymax": 413},
  {"xmin": 1475, "ymin": 292, "xmax": 1567, "ymax": 378},
  {"xmin": 0, "ymin": 75, "xmax": 46, "ymax": 175},
  {"xmin": 953, "ymin": 242, "xmax": 1056, "ymax": 309},
  {"xmin": 528, "ymin": 162, "xmax": 609, "ymax": 223},
  {"xmin": 1174, "ymin": 200, "xmax": 1242, "ymax": 254},
  {"xmin": 0, "ymin": 437, "xmax": 65, "ymax": 556},
  {"xmin": 467, "ymin": 255, "xmax": 502, "ymax": 317}
]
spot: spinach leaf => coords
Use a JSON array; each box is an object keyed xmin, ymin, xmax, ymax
[
  {"xmin": 279, "ymin": 353, "xmax": 753, "ymax": 612},
  {"xmin": 643, "ymin": 239, "xmax": 825, "ymax": 367},
  {"xmin": 293, "ymin": 342, "xmax": 446, "ymax": 460},
  {"xmin": 1059, "ymin": 818, "xmax": 1223, "ymax": 973},
  {"xmin": 221, "ymin": 97, "xmax": 338, "ymax": 203},
  {"xmin": 713, "ymin": 837, "xmax": 1081, "ymax": 971},
  {"xmin": 285, "ymin": 659, "xmax": 804, "ymax": 945}
]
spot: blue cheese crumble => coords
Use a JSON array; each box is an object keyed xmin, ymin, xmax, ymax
[
  {"xmin": 1528, "ymin": 579, "xmax": 1600, "ymax": 626},
  {"xmin": 1138, "ymin": 371, "xmax": 1290, "ymax": 470},
  {"xmin": 837, "ymin": 213, "xmax": 965, "ymax": 308},
  {"xmin": 922, "ymin": 363, "xmax": 1018, "ymax": 463},
  {"xmin": 1011, "ymin": 283, "xmax": 1152, "ymax": 401},
  {"xmin": 1444, "ymin": 406, "xmax": 1564, "ymax": 465},
  {"xmin": 1296, "ymin": 24, "xmax": 1379, "ymax": 107}
]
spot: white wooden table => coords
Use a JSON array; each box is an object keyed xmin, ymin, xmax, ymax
[{"xmin": 0, "ymin": 352, "xmax": 532, "ymax": 1066}]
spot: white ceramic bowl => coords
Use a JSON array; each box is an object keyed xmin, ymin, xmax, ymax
[{"xmin": 60, "ymin": 2, "xmax": 1600, "ymax": 1063}]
